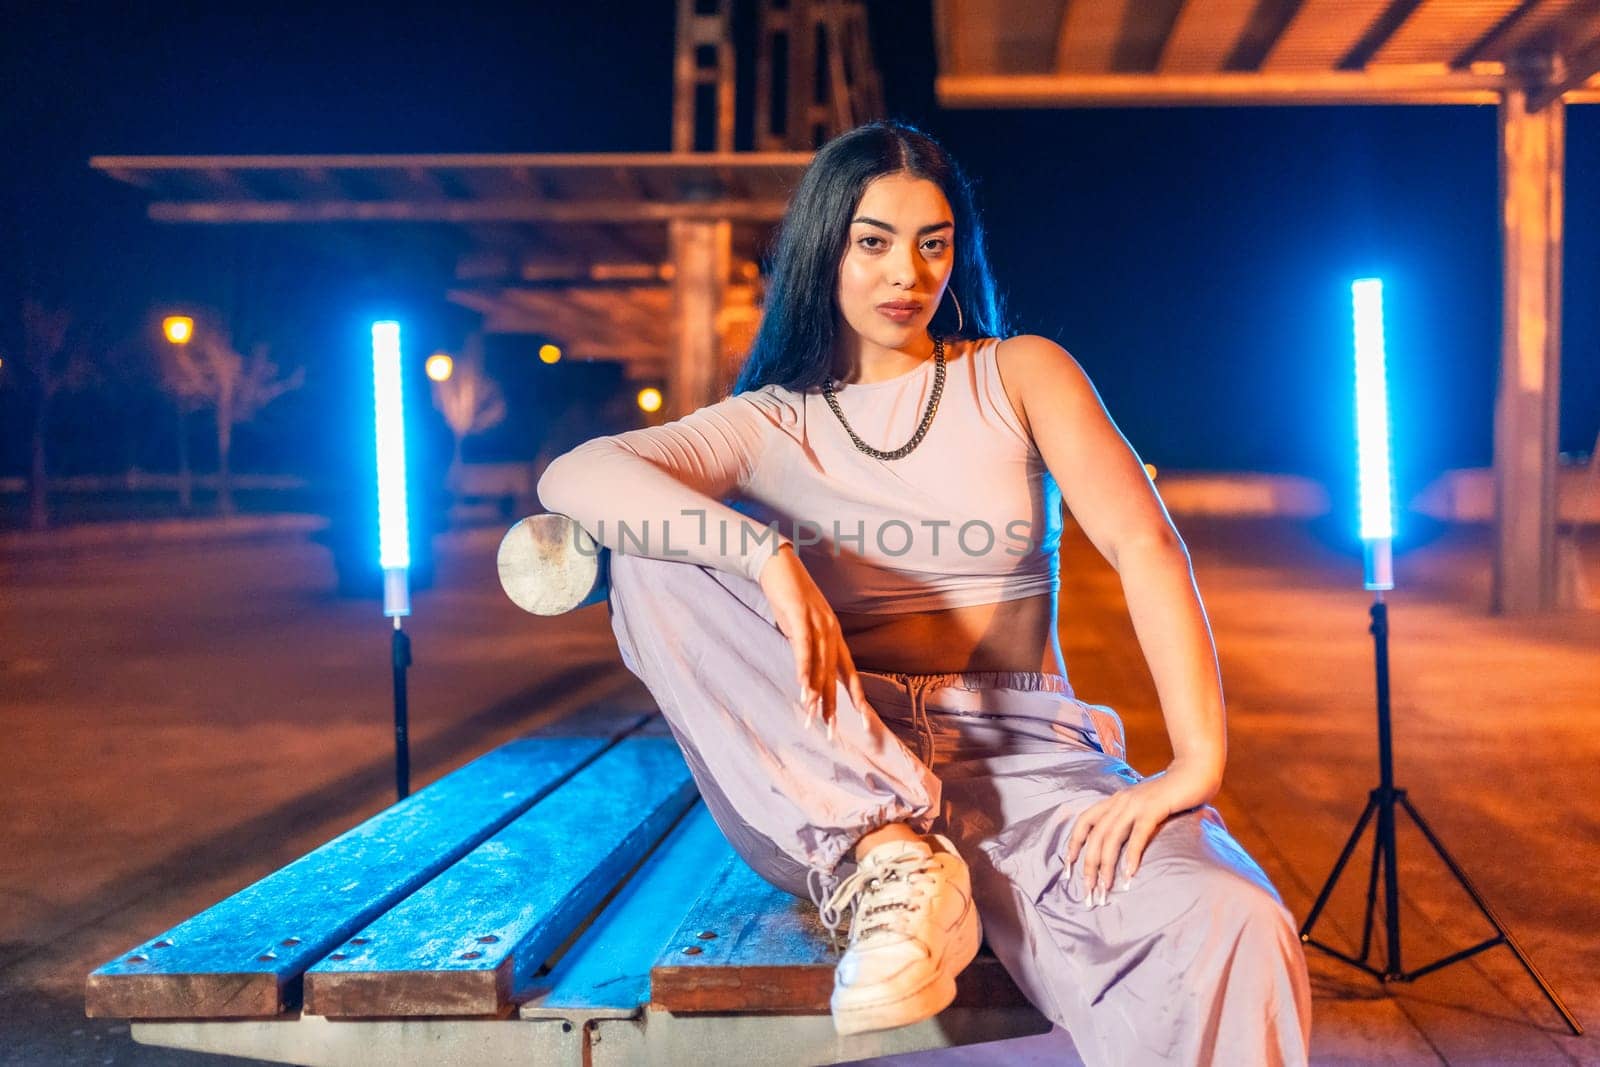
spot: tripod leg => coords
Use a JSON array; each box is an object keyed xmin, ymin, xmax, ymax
[
  {"xmin": 1358, "ymin": 807, "xmax": 1384, "ymax": 964},
  {"xmin": 1301, "ymin": 791, "xmax": 1380, "ymax": 940},
  {"xmin": 1396, "ymin": 794, "xmax": 1583, "ymax": 1035}
]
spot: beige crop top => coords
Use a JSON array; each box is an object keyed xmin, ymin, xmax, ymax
[{"xmin": 535, "ymin": 336, "xmax": 1062, "ymax": 615}]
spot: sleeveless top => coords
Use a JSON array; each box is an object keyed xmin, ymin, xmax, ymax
[
  {"xmin": 738, "ymin": 336, "xmax": 1061, "ymax": 613},
  {"xmin": 536, "ymin": 336, "xmax": 1062, "ymax": 615}
]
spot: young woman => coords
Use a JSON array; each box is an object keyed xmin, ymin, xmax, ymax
[{"xmin": 537, "ymin": 121, "xmax": 1311, "ymax": 1065}]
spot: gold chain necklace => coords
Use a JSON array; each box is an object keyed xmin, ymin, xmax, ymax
[{"xmin": 821, "ymin": 336, "xmax": 945, "ymax": 461}]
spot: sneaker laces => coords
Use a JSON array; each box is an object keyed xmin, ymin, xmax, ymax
[{"xmin": 813, "ymin": 845, "xmax": 937, "ymax": 953}]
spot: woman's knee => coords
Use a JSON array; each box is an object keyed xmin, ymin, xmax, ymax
[{"xmin": 1184, "ymin": 861, "xmax": 1301, "ymax": 955}]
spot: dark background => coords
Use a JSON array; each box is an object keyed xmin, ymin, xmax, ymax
[{"xmin": 3, "ymin": 0, "xmax": 1596, "ymax": 517}]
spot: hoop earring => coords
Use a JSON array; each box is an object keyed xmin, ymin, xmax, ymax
[{"xmin": 947, "ymin": 288, "xmax": 965, "ymax": 334}]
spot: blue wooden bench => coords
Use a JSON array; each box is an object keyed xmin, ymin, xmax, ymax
[{"xmin": 86, "ymin": 706, "xmax": 1050, "ymax": 1065}]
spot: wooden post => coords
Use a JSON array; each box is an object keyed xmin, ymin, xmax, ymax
[
  {"xmin": 1493, "ymin": 87, "xmax": 1565, "ymax": 614},
  {"xmin": 669, "ymin": 219, "xmax": 730, "ymax": 418}
]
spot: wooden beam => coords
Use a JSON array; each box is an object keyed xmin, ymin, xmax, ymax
[
  {"xmin": 1113, "ymin": 0, "xmax": 1187, "ymax": 72},
  {"xmin": 1336, "ymin": 0, "xmax": 1425, "ymax": 70},
  {"xmin": 937, "ymin": 68, "xmax": 1528, "ymax": 106},
  {"xmin": 1223, "ymin": 0, "xmax": 1305, "ymax": 72},
  {"xmin": 91, "ymin": 151, "xmax": 815, "ymax": 172},
  {"xmin": 199, "ymin": 167, "xmax": 258, "ymax": 200},
  {"xmin": 1159, "ymin": 0, "xmax": 1258, "ymax": 74},
  {"xmin": 1530, "ymin": 31, "xmax": 1600, "ymax": 110},
  {"xmin": 610, "ymin": 166, "xmax": 645, "ymax": 200},
  {"xmin": 145, "ymin": 199, "xmax": 790, "ymax": 224},
  {"xmin": 401, "ymin": 167, "xmax": 449, "ymax": 199},
  {"xmin": 1492, "ymin": 88, "xmax": 1564, "ymax": 614},
  {"xmin": 1525, "ymin": 0, "xmax": 1600, "ymax": 58},
  {"xmin": 1451, "ymin": 0, "xmax": 1544, "ymax": 69},
  {"xmin": 1057, "ymin": 0, "xmax": 1125, "ymax": 73}
]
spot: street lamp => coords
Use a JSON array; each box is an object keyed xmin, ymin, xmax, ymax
[
  {"xmin": 162, "ymin": 316, "xmax": 194, "ymax": 345},
  {"xmin": 425, "ymin": 352, "xmax": 454, "ymax": 382},
  {"xmin": 162, "ymin": 316, "xmax": 196, "ymax": 511}
]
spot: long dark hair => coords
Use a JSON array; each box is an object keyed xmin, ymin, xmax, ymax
[{"xmin": 733, "ymin": 121, "xmax": 1009, "ymax": 396}]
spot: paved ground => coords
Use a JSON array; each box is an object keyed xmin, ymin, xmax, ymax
[{"xmin": 1, "ymin": 517, "xmax": 1596, "ymax": 1065}]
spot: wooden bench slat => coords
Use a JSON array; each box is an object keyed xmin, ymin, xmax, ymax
[
  {"xmin": 520, "ymin": 801, "xmax": 730, "ymax": 1019},
  {"xmin": 650, "ymin": 848, "xmax": 1032, "ymax": 1014},
  {"xmin": 302, "ymin": 735, "xmax": 696, "ymax": 1018},
  {"xmin": 86, "ymin": 724, "xmax": 644, "ymax": 1020}
]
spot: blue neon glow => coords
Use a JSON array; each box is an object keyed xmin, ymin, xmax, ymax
[
  {"xmin": 1351, "ymin": 279, "xmax": 1395, "ymax": 543},
  {"xmin": 372, "ymin": 321, "xmax": 411, "ymax": 573}
]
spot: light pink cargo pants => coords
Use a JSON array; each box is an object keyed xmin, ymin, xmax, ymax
[{"xmin": 606, "ymin": 551, "xmax": 1312, "ymax": 1066}]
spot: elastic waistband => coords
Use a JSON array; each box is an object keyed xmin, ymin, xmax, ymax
[{"xmin": 859, "ymin": 668, "xmax": 1075, "ymax": 698}]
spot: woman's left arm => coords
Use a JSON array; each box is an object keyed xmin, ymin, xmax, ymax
[{"xmin": 1002, "ymin": 335, "xmax": 1226, "ymax": 899}]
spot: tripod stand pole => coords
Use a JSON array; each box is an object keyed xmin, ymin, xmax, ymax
[
  {"xmin": 1298, "ymin": 593, "xmax": 1582, "ymax": 1034},
  {"xmin": 1371, "ymin": 598, "xmax": 1403, "ymax": 978},
  {"xmin": 392, "ymin": 617, "xmax": 412, "ymax": 801}
]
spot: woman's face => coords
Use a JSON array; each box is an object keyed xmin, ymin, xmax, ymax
[{"xmin": 835, "ymin": 172, "xmax": 956, "ymax": 353}]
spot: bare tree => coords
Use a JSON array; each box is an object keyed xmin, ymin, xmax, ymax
[
  {"xmin": 1, "ymin": 299, "xmax": 92, "ymax": 529},
  {"xmin": 430, "ymin": 333, "xmax": 506, "ymax": 489},
  {"xmin": 158, "ymin": 326, "xmax": 304, "ymax": 516}
]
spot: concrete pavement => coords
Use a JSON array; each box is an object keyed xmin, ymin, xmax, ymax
[{"xmin": 1, "ymin": 518, "xmax": 1596, "ymax": 1064}]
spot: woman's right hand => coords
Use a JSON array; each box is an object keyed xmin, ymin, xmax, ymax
[{"xmin": 757, "ymin": 544, "xmax": 871, "ymax": 738}]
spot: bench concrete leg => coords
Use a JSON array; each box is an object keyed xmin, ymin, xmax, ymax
[
  {"xmin": 589, "ymin": 1007, "xmax": 1062, "ymax": 1065},
  {"xmin": 132, "ymin": 1015, "xmax": 577, "ymax": 1066}
]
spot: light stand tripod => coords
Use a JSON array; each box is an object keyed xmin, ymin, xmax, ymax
[
  {"xmin": 1297, "ymin": 578, "xmax": 1580, "ymax": 1034},
  {"xmin": 1302, "ymin": 279, "xmax": 1579, "ymax": 1033}
]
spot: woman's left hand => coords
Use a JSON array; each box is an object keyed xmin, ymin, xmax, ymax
[{"xmin": 1064, "ymin": 760, "xmax": 1220, "ymax": 904}]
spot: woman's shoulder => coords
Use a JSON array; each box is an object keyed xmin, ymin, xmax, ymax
[
  {"xmin": 990, "ymin": 333, "xmax": 1077, "ymax": 365},
  {"xmin": 693, "ymin": 383, "xmax": 804, "ymax": 447},
  {"xmin": 729, "ymin": 382, "xmax": 803, "ymax": 426},
  {"xmin": 985, "ymin": 335, "xmax": 1103, "ymax": 441},
  {"xmin": 989, "ymin": 334, "xmax": 1095, "ymax": 392}
]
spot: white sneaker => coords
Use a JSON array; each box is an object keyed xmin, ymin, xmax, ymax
[{"xmin": 820, "ymin": 833, "xmax": 982, "ymax": 1036}]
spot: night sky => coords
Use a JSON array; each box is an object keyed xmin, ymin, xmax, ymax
[{"xmin": 4, "ymin": 1, "xmax": 1597, "ymax": 516}]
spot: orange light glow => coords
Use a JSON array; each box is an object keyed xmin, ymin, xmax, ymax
[
  {"xmin": 637, "ymin": 387, "xmax": 663, "ymax": 413},
  {"xmin": 539, "ymin": 344, "xmax": 562, "ymax": 364},
  {"xmin": 425, "ymin": 353, "xmax": 454, "ymax": 382},
  {"xmin": 163, "ymin": 316, "xmax": 194, "ymax": 345}
]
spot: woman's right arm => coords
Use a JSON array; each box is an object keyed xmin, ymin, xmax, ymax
[
  {"xmin": 538, "ymin": 391, "xmax": 870, "ymax": 734},
  {"xmin": 535, "ymin": 392, "xmax": 793, "ymax": 584}
]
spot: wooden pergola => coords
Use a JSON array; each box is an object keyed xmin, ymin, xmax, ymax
[
  {"xmin": 933, "ymin": 0, "xmax": 1600, "ymax": 614},
  {"xmin": 92, "ymin": 151, "xmax": 812, "ymax": 412},
  {"xmin": 91, "ymin": 0, "xmax": 887, "ymax": 434}
]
